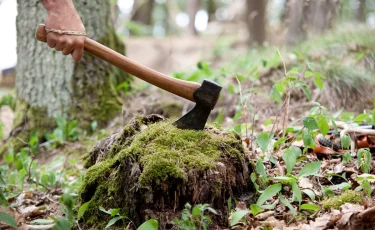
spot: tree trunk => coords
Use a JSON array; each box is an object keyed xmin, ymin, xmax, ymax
[
  {"xmin": 188, "ymin": 0, "xmax": 200, "ymax": 36},
  {"xmin": 131, "ymin": 0, "xmax": 155, "ymax": 25},
  {"xmin": 206, "ymin": 0, "xmax": 217, "ymax": 22},
  {"xmin": 4, "ymin": 0, "xmax": 130, "ymax": 153},
  {"xmin": 246, "ymin": 0, "xmax": 267, "ymax": 45},
  {"xmin": 356, "ymin": 0, "xmax": 366, "ymax": 22},
  {"xmin": 286, "ymin": 0, "xmax": 306, "ymax": 45},
  {"xmin": 305, "ymin": 0, "xmax": 339, "ymax": 34}
]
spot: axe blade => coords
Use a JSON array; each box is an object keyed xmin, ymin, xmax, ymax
[{"xmin": 173, "ymin": 79, "xmax": 222, "ymax": 130}]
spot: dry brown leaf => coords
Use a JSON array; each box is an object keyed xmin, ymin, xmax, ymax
[
  {"xmin": 298, "ymin": 177, "xmax": 314, "ymax": 189},
  {"xmin": 19, "ymin": 205, "xmax": 43, "ymax": 218}
]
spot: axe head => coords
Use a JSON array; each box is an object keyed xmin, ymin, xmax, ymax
[{"xmin": 173, "ymin": 80, "xmax": 222, "ymax": 130}]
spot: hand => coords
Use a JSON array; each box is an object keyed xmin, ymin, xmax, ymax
[{"xmin": 44, "ymin": 4, "xmax": 85, "ymax": 62}]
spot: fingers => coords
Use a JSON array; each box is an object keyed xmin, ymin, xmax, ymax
[
  {"xmin": 62, "ymin": 46, "xmax": 74, "ymax": 56},
  {"xmin": 46, "ymin": 34, "xmax": 85, "ymax": 61},
  {"xmin": 46, "ymin": 33, "xmax": 57, "ymax": 48},
  {"xmin": 71, "ymin": 47, "xmax": 84, "ymax": 62}
]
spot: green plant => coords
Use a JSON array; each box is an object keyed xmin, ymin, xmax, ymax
[
  {"xmin": 173, "ymin": 203, "xmax": 217, "ymax": 230},
  {"xmin": 230, "ymin": 210, "xmax": 249, "ymax": 227},
  {"xmin": 45, "ymin": 116, "xmax": 79, "ymax": 148},
  {"xmin": 53, "ymin": 194, "xmax": 75, "ymax": 230},
  {"xmin": 251, "ymin": 147, "xmax": 321, "ymax": 216},
  {"xmin": 355, "ymin": 174, "xmax": 375, "ymax": 196},
  {"xmin": 137, "ymin": 219, "xmax": 159, "ymax": 230},
  {"xmin": 357, "ymin": 148, "xmax": 371, "ymax": 173},
  {"xmin": 99, "ymin": 206, "xmax": 127, "ymax": 228},
  {"xmin": 0, "ymin": 211, "xmax": 17, "ymax": 228},
  {"xmin": 0, "ymin": 93, "xmax": 15, "ymax": 110}
]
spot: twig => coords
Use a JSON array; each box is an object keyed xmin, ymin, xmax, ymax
[
  {"xmin": 24, "ymin": 224, "xmax": 55, "ymax": 230},
  {"xmin": 277, "ymin": 49, "xmax": 287, "ymax": 77}
]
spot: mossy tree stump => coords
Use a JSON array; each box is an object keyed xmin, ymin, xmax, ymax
[{"xmin": 80, "ymin": 115, "xmax": 253, "ymax": 229}]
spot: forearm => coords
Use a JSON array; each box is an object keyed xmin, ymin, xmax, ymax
[{"xmin": 41, "ymin": 0, "xmax": 76, "ymax": 14}]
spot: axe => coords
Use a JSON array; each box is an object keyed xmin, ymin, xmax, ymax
[{"xmin": 36, "ymin": 24, "xmax": 221, "ymax": 130}]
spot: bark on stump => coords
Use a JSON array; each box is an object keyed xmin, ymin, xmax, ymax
[{"xmin": 79, "ymin": 115, "xmax": 253, "ymax": 229}]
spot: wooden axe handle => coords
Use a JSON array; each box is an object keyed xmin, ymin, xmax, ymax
[{"xmin": 35, "ymin": 24, "xmax": 200, "ymax": 102}]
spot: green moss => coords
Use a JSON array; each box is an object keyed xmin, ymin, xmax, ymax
[
  {"xmin": 321, "ymin": 190, "xmax": 363, "ymax": 210},
  {"xmin": 79, "ymin": 117, "xmax": 244, "ymax": 228},
  {"xmin": 89, "ymin": 120, "xmax": 242, "ymax": 187}
]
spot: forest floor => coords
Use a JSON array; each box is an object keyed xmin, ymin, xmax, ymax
[{"xmin": 1, "ymin": 24, "xmax": 375, "ymax": 230}]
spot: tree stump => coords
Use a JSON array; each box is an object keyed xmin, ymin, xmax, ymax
[{"xmin": 79, "ymin": 115, "xmax": 253, "ymax": 229}]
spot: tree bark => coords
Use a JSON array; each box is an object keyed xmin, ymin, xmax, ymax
[
  {"xmin": 305, "ymin": 0, "xmax": 339, "ymax": 34},
  {"xmin": 246, "ymin": 0, "xmax": 267, "ymax": 45},
  {"xmin": 131, "ymin": 0, "xmax": 155, "ymax": 25},
  {"xmin": 188, "ymin": 0, "xmax": 200, "ymax": 36},
  {"xmin": 206, "ymin": 0, "xmax": 217, "ymax": 22},
  {"xmin": 356, "ymin": 0, "xmax": 366, "ymax": 22},
  {"xmin": 286, "ymin": 0, "xmax": 306, "ymax": 45},
  {"xmin": 5, "ymin": 0, "xmax": 130, "ymax": 153}
]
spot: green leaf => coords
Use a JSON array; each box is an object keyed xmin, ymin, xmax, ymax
[
  {"xmin": 291, "ymin": 181, "xmax": 302, "ymax": 205},
  {"xmin": 354, "ymin": 113, "xmax": 369, "ymax": 123},
  {"xmin": 0, "ymin": 191, "xmax": 8, "ymax": 206},
  {"xmin": 192, "ymin": 206, "xmax": 201, "ymax": 216},
  {"xmin": 299, "ymin": 84, "xmax": 311, "ymax": 100},
  {"xmin": 282, "ymin": 149, "xmax": 297, "ymax": 174},
  {"xmin": 343, "ymin": 152, "xmax": 352, "ymax": 163},
  {"xmin": 250, "ymin": 204, "xmax": 263, "ymax": 216},
  {"xmin": 304, "ymin": 71, "xmax": 314, "ymax": 78},
  {"xmin": 256, "ymin": 159, "xmax": 267, "ymax": 182},
  {"xmin": 99, "ymin": 206, "xmax": 111, "ymax": 215},
  {"xmin": 313, "ymin": 75, "xmax": 324, "ymax": 90},
  {"xmin": 257, "ymin": 132, "xmax": 270, "ymax": 154},
  {"xmin": 0, "ymin": 212, "xmax": 17, "ymax": 228},
  {"xmin": 299, "ymin": 203, "xmax": 320, "ymax": 212},
  {"xmin": 4, "ymin": 152, "xmax": 14, "ymax": 163},
  {"xmin": 230, "ymin": 210, "xmax": 249, "ymax": 227},
  {"xmin": 271, "ymin": 86, "xmax": 282, "ymax": 104},
  {"xmin": 105, "ymin": 216, "xmax": 123, "ymax": 228},
  {"xmin": 303, "ymin": 133, "xmax": 316, "ymax": 149},
  {"xmin": 298, "ymin": 162, "xmax": 321, "ymax": 178},
  {"xmin": 52, "ymin": 218, "xmax": 71, "ymax": 230},
  {"xmin": 110, "ymin": 208, "xmax": 120, "ymax": 217},
  {"xmin": 273, "ymin": 176, "xmax": 295, "ymax": 183},
  {"xmin": 257, "ymin": 183, "xmax": 282, "ymax": 206},
  {"xmin": 303, "ymin": 117, "xmax": 319, "ymax": 131},
  {"xmin": 362, "ymin": 179, "xmax": 372, "ymax": 196},
  {"xmin": 302, "ymin": 189, "xmax": 316, "ymax": 201},
  {"xmin": 227, "ymin": 197, "xmax": 232, "ymax": 213},
  {"xmin": 19, "ymin": 168, "xmax": 27, "ymax": 180},
  {"xmin": 138, "ymin": 219, "xmax": 159, "ymax": 230},
  {"xmin": 206, "ymin": 206, "xmax": 218, "ymax": 215},
  {"xmin": 372, "ymin": 108, "xmax": 375, "ymax": 126},
  {"xmin": 316, "ymin": 117, "xmax": 329, "ymax": 136},
  {"xmin": 77, "ymin": 201, "xmax": 91, "ymax": 219},
  {"xmin": 91, "ymin": 121, "xmax": 98, "ymax": 132},
  {"xmin": 341, "ymin": 135, "xmax": 351, "ymax": 149},
  {"xmin": 275, "ymin": 83, "xmax": 285, "ymax": 93},
  {"xmin": 290, "ymin": 146, "xmax": 302, "ymax": 158},
  {"xmin": 328, "ymin": 182, "xmax": 351, "ymax": 191},
  {"xmin": 278, "ymin": 193, "xmax": 296, "ymax": 216}
]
